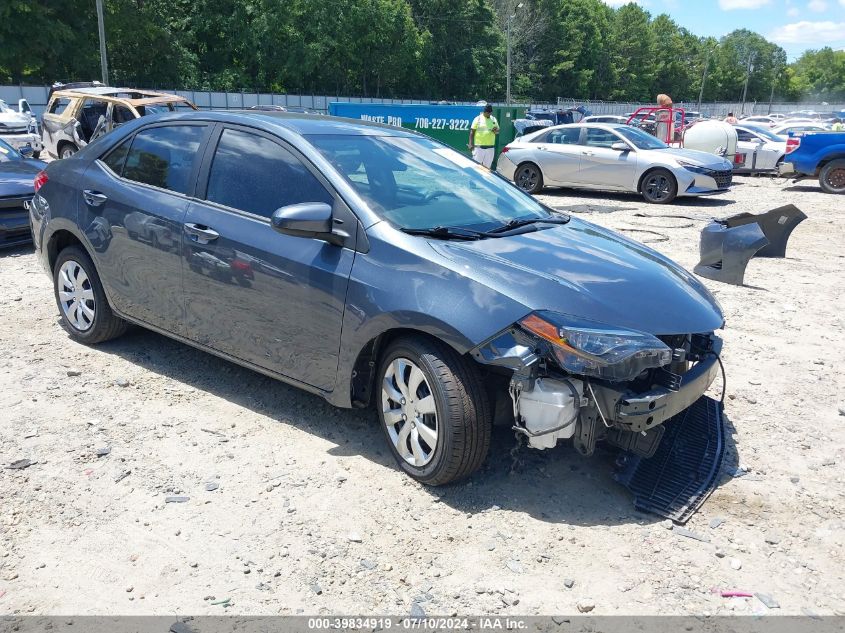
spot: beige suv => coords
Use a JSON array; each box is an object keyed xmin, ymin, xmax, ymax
[{"xmin": 41, "ymin": 85, "xmax": 197, "ymax": 159}]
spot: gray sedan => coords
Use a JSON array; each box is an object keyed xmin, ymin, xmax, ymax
[
  {"xmin": 30, "ymin": 111, "xmax": 724, "ymax": 485},
  {"xmin": 497, "ymin": 123, "xmax": 733, "ymax": 203}
]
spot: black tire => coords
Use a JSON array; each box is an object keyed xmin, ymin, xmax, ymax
[
  {"xmin": 59, "ymin": 143, "xmax": 78, "ymax": 160},
  {"xmin": 819, "ymin": 159, "xmax": 845, "ymax": 195},
  {"xmin": 514, "ymin": 162, "xmax": 544, "ymax": 194},
  {"xmin": 53, "ymin": 245, "xmax": 127, "ymax": 344},
  {"xmin": 376, "ymin": 336, "xmax": 491, "ymax": 485},
  {"xmin": 641, "ymin": 168, "xmax": 678, "ymax": 204}
]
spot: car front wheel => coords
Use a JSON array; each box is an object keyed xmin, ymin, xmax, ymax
[
  {"xmin": 377, "ymin": 336, "xmax": 491, "ymax": 485},
  {"xmin": 53, "ymin": 245, "xmax": 127, "ymax": 344},
  {"xmin": 59, "ymin": 143, "xmax": 78, "ymax": 160},
  {"xmin": 641, "ymin": 168, "xmax": 678, "ymax": 204}
]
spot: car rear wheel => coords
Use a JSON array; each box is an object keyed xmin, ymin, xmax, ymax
[
  {"xmin": 515, "ymin": 162, "xmax": 544, "ymax": 194},
  {"xmin": 53, "ymin": 246, "xmax": 127, "ymax": 344},
  {"xmin": 819, "ymin": 159, "xmax": 845, "ymax": 195},
  {"xmin": 377, "ymin": 336, "xmax": 491, "ymax": 485},
  {"xmin": 641, "ymin": 168, "xmax": 678, "ymax": 204},
  {"xmin": 59, "ymin": 143, "xmax": 78, "ymax": 160}
]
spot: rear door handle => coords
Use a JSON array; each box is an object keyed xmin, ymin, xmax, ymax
[
  {"xmin": 184, "ymin": 222, "xmax": 220, "ymax": 244},
  {"xmin": 82, "ymin": 190, "xmax": 108, "ymax": 206}
]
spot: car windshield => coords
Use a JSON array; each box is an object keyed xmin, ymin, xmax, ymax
[
  {"xmin": 742, "ymin": 125, "xmax": 783, "ymax": 142},
  {"xmin": 307, "ymin": 134, "xmax": 554, "ymax": 231},
  {"xmin": 0, "ymin": 138, "xmax": 22, "ymax": 162},
  {"xmin": 614, "ymin": 126, "xmax": 668, "ymax": 150}
]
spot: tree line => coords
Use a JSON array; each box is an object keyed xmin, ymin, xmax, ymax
[{"xmin": 2, "ymin": 0, "xmax": 844, "ymax": 103}]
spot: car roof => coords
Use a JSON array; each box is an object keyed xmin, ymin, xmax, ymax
[
  {"xmin": 123, "ymin": 109, "xmax": 419, "ymax": 137},
  {"xmin": 52, "ymin": 87, "xmax": 195, "ymax": 107}
]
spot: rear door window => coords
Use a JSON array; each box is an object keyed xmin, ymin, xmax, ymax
[
  {"xmin": 102, "ymin": 137, "xmax": 131, "ymax": 174},
  {"xmin": 203, "ymin": 128, "xmax": 332, "ymax": 218},
  {"xmin": 547, "ymin": 128, "xmax": 581, "ymax": 145},
  {"xmin": 122, "ymin": 125, "xmax": 205, "ymax": 195}
]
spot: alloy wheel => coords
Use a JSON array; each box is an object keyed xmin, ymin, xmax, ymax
[
  {"xmin": 516, "ymin": 165, "xmax": 539, "ymax": 191},
  {"xmin": 57, "ymin": 260, "xmax": 96, "ymax": 331},
  {"xmin": 381, "ymin": 357, "xmax": 439, "ymax": 467},
  {"xmin": 645, "ymin": 174, "xmax": 671, "ymax": 201}
]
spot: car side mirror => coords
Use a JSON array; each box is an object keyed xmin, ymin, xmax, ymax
[
  {"xmin": 611, "ymin": 142, "xmax": 629, "ymax": 152},
  {"xmin": 19, "ymin": 145, "xmax": 34, "ymax": 158},
  {"xmin": 271, "ymin": 202, "xmax": 334, "ymax": 238}
]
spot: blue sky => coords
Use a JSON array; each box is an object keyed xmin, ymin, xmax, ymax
[{"xmin": 603, "ymin": 0, "xmax": 845, "ymax": 61}]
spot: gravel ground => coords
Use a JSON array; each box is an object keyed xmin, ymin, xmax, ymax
[{"xmin": 1, "ymin": 175, "xmax": 844, "ymax": 616}]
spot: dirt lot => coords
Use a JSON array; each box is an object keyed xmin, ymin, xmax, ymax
[{"xmin": 1, "ymin": 175, "xmax": 844, "ymax": 617}]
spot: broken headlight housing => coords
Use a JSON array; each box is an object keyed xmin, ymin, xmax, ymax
[{"xmin": 519, "ymin": 312, "xmax": 672, "ymax": 382}]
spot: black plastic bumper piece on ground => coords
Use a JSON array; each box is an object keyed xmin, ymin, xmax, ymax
[
  {"xmin": 694, "ymin": 221, "xmax": 768, "ymax": 285},
  {"xmin": 615, "ymin": 395, "xmax": 725, "ymax": 524},
  {"xmin": 719, "ymin": 204, "xmax": 807, "ymax": 258}
]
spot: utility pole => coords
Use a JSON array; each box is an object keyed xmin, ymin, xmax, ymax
[
  {"xmin": 95, "ymin": 0, "xmax": 109, "ymax": 85},
  {"xmin": 697, "ymin": 46, "xmax": 716, "ymax": 113},
  {"xmin": 768, "ymin": 66, "xmax": 779, "ymax": 114},
  {"xmin": 505, "ymin": 2, "xmax": 524, "ymax": 105},
  {"xmin": 739, "ymin": 53, "xmax": 755, "ymax": 116}
]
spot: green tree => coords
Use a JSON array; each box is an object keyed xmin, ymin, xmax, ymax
[{"xmin": 608, "ymin": 3, "xmax": 655, "ymax": 101}]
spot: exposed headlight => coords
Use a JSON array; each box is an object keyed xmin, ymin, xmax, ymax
[
  {"xmin": 519, "ymin": 312, "xmax": 672, "ymax": 382},
  {"xmin": 676, "ymin": 160, "xmax": 709, "ymax": 174}
]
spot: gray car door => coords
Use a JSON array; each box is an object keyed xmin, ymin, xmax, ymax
[
  {"xmin": 530, "ymin": 127, "xmax": 582, "ymax": 185},
  {"xmin": 181, "ymin": 125, "xmax": 355, "ymax": 391},
  {"xmin": 577, "ymin": 127, "xmax": 638, "ymax": 190},
  {"xmin": 77, "ymin": 122, "xmax": 210, "ymax": 336}
]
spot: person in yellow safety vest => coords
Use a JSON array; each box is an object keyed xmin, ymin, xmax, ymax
[
  {"xmin": 469, "ymin": 104, "xmax": 499, "ymax": 168},
  {"xmin": 832, "ymin": 118, "xmax": 844, "ymax": 132}
]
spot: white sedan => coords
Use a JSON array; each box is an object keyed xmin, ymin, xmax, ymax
[
  {"xmin": 733, "ymin": 124, "xmax": 787, "ymax": 172},
  {"xmin": 771, "ymin": 121, "xmax": 830, "ymax": 138},
  {"xmin": 496, "ymin": 123, "xmax": 733, "ymax": 204},
  {"xmin": 740, "ymin": 115, "xmax": 779, "ymax": 127}
]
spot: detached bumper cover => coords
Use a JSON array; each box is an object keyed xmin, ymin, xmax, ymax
[
  {"xmin": 778, "ymin": 161, "xmax": 796, "ymax": 176},
  {"xmin": 593, "ymin": 337, "xmax": 722, "ymax": 434}
]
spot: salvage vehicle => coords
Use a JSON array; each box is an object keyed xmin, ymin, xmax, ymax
[
  {"xmin": 41, "ymin": 86, "xmax": 197, "ymax": 159},
  {"xmin": 0, "ymin": 98, "xmax": 43, "ymax": 158},
  {"xmin": 732, "ymin": 124, "xmax": 787, "ymax": 172},
  {"xmin": 779, "ymin": 129, "xmax": 845, "ymax": 194},
  {"xmin": 30, "ymin": 111, "xmax": 725, "ymax": 485},
  {"xmin": 0, "ymin": 137, "xmax": 46, "ymax": 247},
  {"xmin": 497, "ymin": 123, "xmax": 733, "ymax": 203}
]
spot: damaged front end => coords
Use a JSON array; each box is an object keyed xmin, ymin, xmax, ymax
[{"xmin": 471, "ymin": 311, "xmax": 723, "ymax": 459}]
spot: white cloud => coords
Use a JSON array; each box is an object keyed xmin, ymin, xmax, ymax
[
  {"xmin": 717, "ymin": 0, "xmax": 771, "ymax": 9},
  {"xmin": 787, "ymin": 6, "xmax": 800, "ymax": 14},
  {"xmin": 808, "ymin": 0, "xmax": 828, "ymax": 11},
  {"xmin": 769, "ymin": 20, "xmax": 845, "ymax": 43}
]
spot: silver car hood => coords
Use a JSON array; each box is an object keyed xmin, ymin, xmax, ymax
[{"xmin": 656, "ymin": 147, "xmax": 731, "ymax": 169}]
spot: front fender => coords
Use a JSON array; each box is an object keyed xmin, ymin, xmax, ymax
[{"xmin": 329, "ymin": 226, "xmax": 531, "ymax": 407}]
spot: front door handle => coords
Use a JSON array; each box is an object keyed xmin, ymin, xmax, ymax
[
  {"xmin": 581, "ymin": 151, "xmax": 594, "ymax": 156},
  {"xmin": 184, "ymin": 222, "xmax": 220, "ymax": 244},
  {"xmin": 82, "ymin": 190, "xmax": 108, "ymax": 206}
]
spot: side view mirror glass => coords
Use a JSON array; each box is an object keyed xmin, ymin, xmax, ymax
[
  {"xmin": 19, "ymin": 145, "xmax": 34, "ymax": 158},
  {"xmin": 18, "ymin": 98, "xmax": 31, "ymax": 113}
]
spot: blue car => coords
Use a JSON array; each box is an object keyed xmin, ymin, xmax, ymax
[
  {"xmin": 0, "ymin": 137, "xmax": 46, "ymax": 248},
  {"xmin": 30, "ymin": 111, "xmax": 725, "ymax": 484}
]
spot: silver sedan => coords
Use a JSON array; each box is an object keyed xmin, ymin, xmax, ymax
[{"xmin": 497, "ymin": 123, "xmax": 733, "ymax": 204}]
